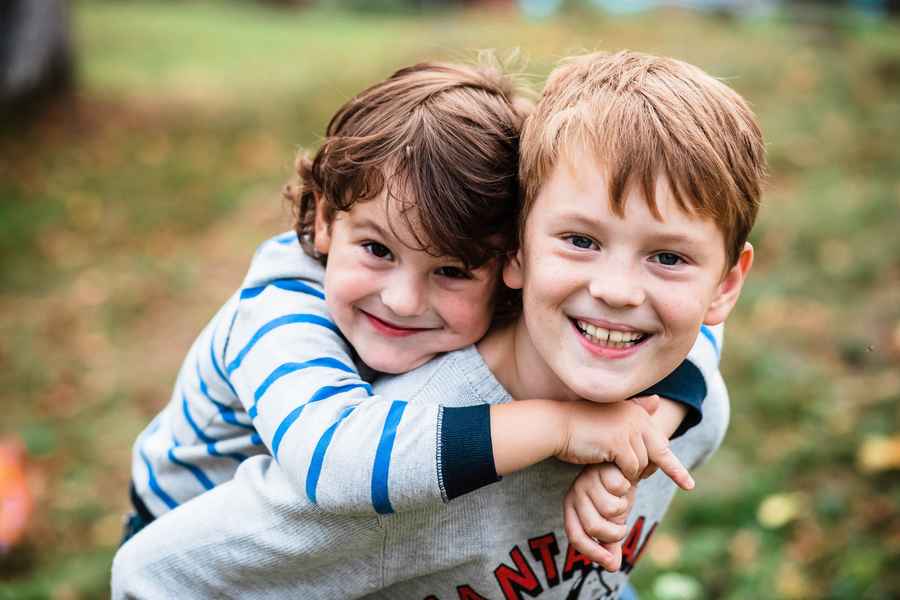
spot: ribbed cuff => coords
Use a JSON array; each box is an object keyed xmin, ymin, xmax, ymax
[
  {"xmin": 639, "ymin": 360, "xmax": 706, "ymax": 439},
  {"xmin": 439, "ymin": 404, "xmax": 500, "ymax": 501}
]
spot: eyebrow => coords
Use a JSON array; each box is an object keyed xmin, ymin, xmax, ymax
[
  {"xmin": 351, "ymin": 217, "xmax": 391, "ymax": 239},
  {"xmin": 646, "ymin": 232, "xmax": 704, "ymax": 247}
]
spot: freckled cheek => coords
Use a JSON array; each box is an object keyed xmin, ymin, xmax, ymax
[
  {"xmin": 529, "ymin": 259, "xmax": 582, "ymax": 304},
  {"xmin": 652, "ymin": 290, "xmax": 707, "ymax": 335}
]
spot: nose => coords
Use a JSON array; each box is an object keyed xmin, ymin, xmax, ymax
[
  {"xmin": 587, "ymin": 256, "xmax": 645, "ymax": 308},
  {"xmin": 380, "ymin": 271, "xmax": 428, "ymax": 318}
]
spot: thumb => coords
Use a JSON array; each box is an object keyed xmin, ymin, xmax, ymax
[{"xmin": 630, "ymin": 394, "xmax": 660, "ymax": 415}]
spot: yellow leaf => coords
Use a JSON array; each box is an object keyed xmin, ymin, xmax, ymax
[
  {"xmin": 729, "ymin": 529, "xmax": 760, "ymax": 568},
  {"xmin": 857, "ymin": 436, "xmax": 900, "ymax": 473},
  {"xmin": 758, "ymin": 493, "xmax": 804, "ymax": 529},
  {"xmin": 776, "ymin": 562, "xmax": 812, "ymax": 599},
  {"xmin": 647, "ymin": 533, "xmax": 680, "ymax": 568}
]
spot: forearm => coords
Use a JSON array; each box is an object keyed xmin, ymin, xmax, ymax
[
  {"xmin": 490, "ymin": 400, "xmax": 566, "ymax": 476},
  {"xmin": 652, "ymin": 399, "xmax": 689, "ymax": 440}
]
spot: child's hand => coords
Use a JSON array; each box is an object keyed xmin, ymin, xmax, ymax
[
  {"xmin": 556, "ymin": 396, "xmax": 695, "ymax": 490},
  {"xmin": 563, "ymin": 463, "xmax": 635, "ymax": 571}
]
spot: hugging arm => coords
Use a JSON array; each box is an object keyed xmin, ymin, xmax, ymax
[
  {"xmin": 134, "ymin": 236, "xmax": 499, "ymax": 518},
  {"xmin": 563, "ymin": 324, "xmax": 726, "ymax": 567},
  {"xmin": 490, "ymin": 324, "xmax": 724, "ymax": 484},
  {"xmin": 222, "ymin": 246, "xmax": 501, "ymax": 514}
]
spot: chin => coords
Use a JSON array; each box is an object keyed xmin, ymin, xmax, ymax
[
  {"xmin": 567, "ymin": 378, "xmax": 631, "ymax": 404},
  {"xmin": 363, "ymin": 354, "xmax": 430, "ymax": 375}
]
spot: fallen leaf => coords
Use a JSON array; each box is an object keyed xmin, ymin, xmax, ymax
[
  {"xmin": 653, "ymin": 572, "xmax": 702, "ymax": 600},
  {"xmin": 0, "ymin": 437, "xmax": 34, "ymax": 553},
  {"xmin": 857, "ymin": 436, "xmax": 900, "ymax": 473},
  {"xmin": 647, "ymin": 533, "xmax": 680, "ymax": 567},
  {"xmin": 758, "ymin": 493, "xmax": 805, "ymax": 529},
  {"xmin": 729, "ymin": 529, "xmax": 760, "ymax": 568},
  {"xmin": 776, "ymin": 561, "xmax": 813, "ymax": 599}
]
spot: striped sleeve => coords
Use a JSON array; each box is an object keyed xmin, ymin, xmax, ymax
[
  {"xmin": 641, "ymin": 323, "xmax": 725, "ymax": 438},
  {"xmin": 222, "ymin": 272, "xmax": 495, "ymax": 514}
]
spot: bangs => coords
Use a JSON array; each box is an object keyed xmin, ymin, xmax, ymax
[
  {"xmin": 521, "ymin": 51, "xmax": 765, "ymax": 267},
  {"xmin": 385, "ymin": 119, "xmax": 518, "ymax": 269},
  {"xmin": 323, "ymin": 88, "xmax": 520, "ymax": 270}
]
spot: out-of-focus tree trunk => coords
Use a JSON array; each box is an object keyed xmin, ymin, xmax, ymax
[{"xmin": 0, "ymin": 0, "xmax": 74, "ymax": 121}]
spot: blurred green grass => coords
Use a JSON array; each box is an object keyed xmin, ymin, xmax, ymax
[{"xmin": 1, "ymin": 1, "xmax": 898, "ymax": 598}]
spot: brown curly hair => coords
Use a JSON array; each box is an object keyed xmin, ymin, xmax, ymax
[{"xmin": 282, "ymin": 56, "xmax": 532, "ymax": 323}]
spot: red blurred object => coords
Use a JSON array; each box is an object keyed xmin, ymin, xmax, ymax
[{"xmin": 0, "ymin": 436, "xmax": 33, "ymax": 553}]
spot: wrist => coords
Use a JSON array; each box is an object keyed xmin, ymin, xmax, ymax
[
  {"xmin": 490, "ymin": 399, "xmax": 570, "ymax": 476},
  {"xmin": 546, "ymin": 399, "xmax": 572, "ymax": 459},
  {"xmin": 651, "ymin": 398, "xmax": 688, "ymax": 439}
]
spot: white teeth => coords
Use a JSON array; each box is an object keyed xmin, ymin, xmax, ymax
[{"xmin": 575, "ymin": 320, "xmax": 646, "ymax": 347}]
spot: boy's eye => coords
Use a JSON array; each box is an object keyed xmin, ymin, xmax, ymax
[
  {"xmin": 565, "ymin": 235, "xmax": 597, "ymax": 250},
  {"xmin": 435, "ymin": 266, "xmax": 472, "ymax": 280},
  {"xmin": 362, "ymin": 242, "xmax": 392, "ymax": 260},
  {"xmin": 652, "ymin": 252, "xmax": 684, "ymax": 266}
]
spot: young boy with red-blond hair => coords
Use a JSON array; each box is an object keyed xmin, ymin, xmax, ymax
[{"xmin": 114, "ymin": 50, "xmax": 763, "ymax": 599}]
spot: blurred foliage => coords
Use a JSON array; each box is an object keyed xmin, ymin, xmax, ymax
[{"xmin": 1, "ymin": 1, "xmax": 898, "ymax": 598}]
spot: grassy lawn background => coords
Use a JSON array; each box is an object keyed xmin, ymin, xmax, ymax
[{"xmin": 1, "ymin": 1, "xmax": 898, "ymax": 598}]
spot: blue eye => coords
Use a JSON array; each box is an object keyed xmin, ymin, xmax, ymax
[
  {"xmin": 653, "ymin": 252, "xmax": 683, "ymax": 266},
  {"xmin": 567, "ymin": 235, "xmax": 596, "ymax": 250},
  {"xmin": 435, "ymin": 266, "xmax": 472, "ymax": 280},
  {"xmin": 363, "ymin": 242, "xmax": 392, "ymax": 259}
]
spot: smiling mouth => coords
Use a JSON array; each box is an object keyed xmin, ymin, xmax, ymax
[
  {"xmin": 361, "ymin": 310, "xmax": 435, "ymax": 336},
  {"xmin": 572, "ymin": 319, "xmax": 650, "ymax": 349}
]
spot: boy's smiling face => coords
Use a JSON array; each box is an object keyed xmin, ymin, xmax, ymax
[
  {"xmin": 504, "ymin": 152, "xmax": 752, "ymax": 403},
  {"xmin": 315, "ymin": 190, "xmax": 499, "ymax": 374}
]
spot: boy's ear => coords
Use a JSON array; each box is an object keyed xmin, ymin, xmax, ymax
[
  {"xmin": 704, "ymin": 242, "xmax": 754, "ymax": 326},
  {"xmin": 502, "ymin": 248, "xmax": 525, "ymax": 290},
  {"xmin": 313, "ymin": 194, "xmax": 332, "ymax": 255}
]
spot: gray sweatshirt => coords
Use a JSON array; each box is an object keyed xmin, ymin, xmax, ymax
[{"xmin": 112, "ymin": 344, "xmax": 728, "ymax": 600}]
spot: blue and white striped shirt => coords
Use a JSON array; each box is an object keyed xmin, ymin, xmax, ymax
[{"xmin": 132, "ymin": 233, "xmax": 504, "ymax": 518}]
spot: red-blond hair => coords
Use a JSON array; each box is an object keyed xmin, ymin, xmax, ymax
[{"xmin": 520, "ymin": 50, "xmax": 766, "ymax": 268}]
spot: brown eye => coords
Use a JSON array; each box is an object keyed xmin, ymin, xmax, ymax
[
  {"xmin": 435, "ymin": 266, "xmax": 471, "ymax": 280},
  {"xmin": 363, "ymin": 242, "xmax": 392, "ymax": 260}
]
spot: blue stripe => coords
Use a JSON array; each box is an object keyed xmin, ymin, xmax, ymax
[
  {"xmin": 167, "ymin": 445, "xmax": 214, "ymax": 491},
  {"xmin": 251, "ymin": 357, "xmax": 356, "ymax": 416},
  {"xmin": 306, "ymin": 406, "xmax": 356, "ymax": 504},
  {"xmin": 139, "ymin": 447, "xmax": 178, "ymax": 510},
  {"xmin": 196, "ymin": 362, "xmax": 253, "ymax": 431},
  {"xmin": 275, "ymin": 232, "xmax": 297, "ymax": 245},
  {"xmin": 371, "ymin": 400, "xmax": 408, "ymax": 515},
  {"xmin": 180, "ymin": 389, "xmax": 247, "ymax": 463},
  {"xmin": 700, "ymin": 325, "xmax": 719, "ymax": 356},
  {"xmin": 226, "ymin": 314, "xmax": 339, "ymax": 374},
  {"xmin": 308, "ymin": 382, "xmax": 373, "ymax": 403},
  {"xmin": 240, "ymin": 279, "xmax": 325, "ymax": 301},
  {"xmin": 181, "ymin": 393, "xmax": 217, "ymax": 444},
  {"xmin": 209, "ymin": 328, "xmax": 238, "ymax": 398},
  {"xmin": 269, "ymin": 382, "xmax": 372, "ymax": 455},
  {"xmin": 271, "ymin": 405, "xmax": 306, "ymax": 459},
  {"xmin": 206, "ymin": 442, "xmax": 246, "ymax": 463},
  {"xmin": 251, "ymin": 432, "xmax": 262, "ymax": 446}
]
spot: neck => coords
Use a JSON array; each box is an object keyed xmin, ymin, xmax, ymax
[{"xmin": 477, "ymin": 318, "xmax": 580, "ymax": 402}]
